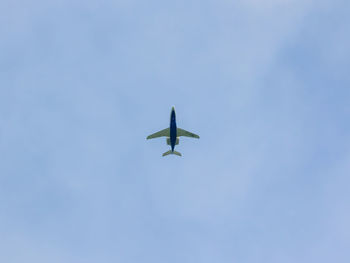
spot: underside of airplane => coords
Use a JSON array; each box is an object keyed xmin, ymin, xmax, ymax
[{"xmin": 146, "ymin": 107, "xmax": 199, "ymax": 156}]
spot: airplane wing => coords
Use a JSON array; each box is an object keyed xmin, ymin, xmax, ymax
[
  {"xmin": 146, "ymin": 128, "xmax": 170, "ymax": 139},
  {"xmin": 177, "ymin": 128, "xmax": 200, "ymax": 139}
]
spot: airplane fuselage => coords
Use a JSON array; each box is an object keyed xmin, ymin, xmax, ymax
[{"xmin": 170, "ymin": 108, "xmax": 177, "ymax": 151}]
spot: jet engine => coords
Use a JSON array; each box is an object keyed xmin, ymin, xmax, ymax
[{"xmin": 166, "ymin": 137, "xmax": 179, "ymax": 145}]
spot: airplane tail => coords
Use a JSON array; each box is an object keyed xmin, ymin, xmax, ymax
[{"xmin": 162, "ymin": 150, "xmax": 182, "ymax": 157}]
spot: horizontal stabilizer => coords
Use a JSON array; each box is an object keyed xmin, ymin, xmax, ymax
[{"xmin": 162, "ymin": 150, "xmax": 182, "ymax": 157}]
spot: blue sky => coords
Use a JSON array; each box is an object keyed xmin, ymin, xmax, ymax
[{"xmin": 0, "ymin": 0, "xmax": 349, "ymax": 262}]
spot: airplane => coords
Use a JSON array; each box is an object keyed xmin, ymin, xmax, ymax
[{"xmin": 146, "ymin": 107, "xmax": 200, "ymax": 156}]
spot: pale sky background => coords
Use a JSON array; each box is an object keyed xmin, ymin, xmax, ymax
[{"xmin": 1, "ymin": 0, "xmax": 350, "ymax": 262}]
